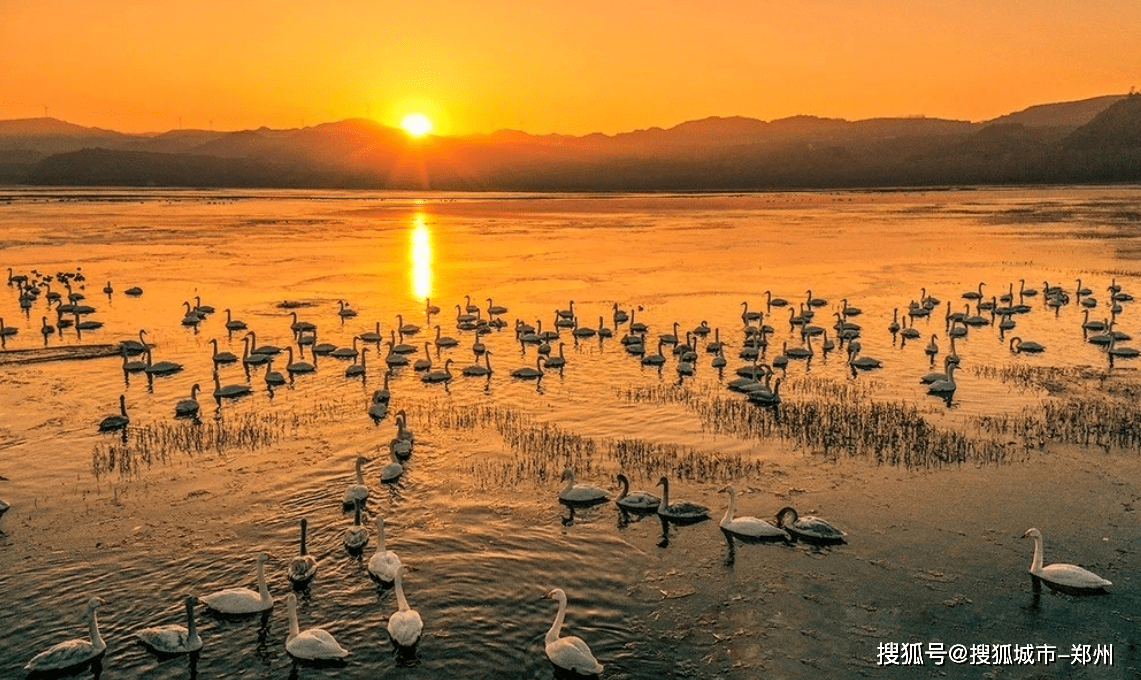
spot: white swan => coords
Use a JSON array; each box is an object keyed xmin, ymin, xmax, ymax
[
  {"xmin": 331, "ymin": 336, "xmax": 360, "ymax": 359},
  {"xmin": 421, "ymin": 358, "xmax": 454, "ymax": 383},
  {"xmin": 343, "ymin": 456, "xmax": 370, "ymax": 507},
  {"xmin": 174, "ymin": 384, "xmax": 201, "ymax": 418},
  {"xmin": 657, "ymin": 476, "xmax": 710, "ymax": 522},
  {"xmin": 136, "ymin": 595, "xmax": 203, "ymax": 654},
  {"xmin": 434, "ymin": 324, "xmax": 458, "ymax": 348},
  {"xmin": 544, "ymin": 343, "xmax": 567, "ymax": 368},
  {"xmin": 381, "ymin": 440, "xmax": 405, "ymax": 483},
  {"xmin": 210, "ymin": 338, "xmax": 238, "ymax": 364},
  {"xmin": 719, "ymin": 485, "xmax": 788, "ymax": 540},
  {"xmin": 1022, "ymin": 528, "xmax": 1111, "ymax": 592},
  {"xmin": 543, "ymin": 588, "xmax": 603, "ymax": 676},
  {"xmin": 144, "ymin": 348, "xmax": 184, "ymax": 375},
  {"xmin": 212, "ymin": 372, "xmax": 252, "ymax": 400},
  {"xmin": 387, "ymin": 566, "xmax": 423, "ymax": 647},
  {"xmin": 395, "ymin": 313, "xmax": 419, "ymax": 334},
  {"xmin": 926, "ymin": 362, "xmax": 958, "ymax": 395},
  {"xmin": 558, "ymin": 468, "xmax": 609, "ymax": 505},
  {"xmin": 99, "ymin": 395, "xmax": 130, "ymax": 432},
  {"xmin": 285, "ymin": 592, "xmax": 350, "ymax": 660},
  {"xmin": 615, "ymin": 474, "xmax": 659, "ymax": 512},
  {"xmin": 463, "ymin": 350, "xmax": 493, "ymax": 377},
  {"xmin": 512, "ymin": 356, "xmax": 545, "ymax": 379},
  {"xmin": 285, "ymin": 346, "xmax": 315, "ymax": 374},
  {"xmin": 359, "ymin": 321, "xmax": 383, "ymax": 343},
  {"xmin": 343, "ymin": 499, "xmax": 369, "ymax": 552},
  {"xmin": 1010, "ymin": 336, "xmax": 1045, "ymax": 353},
  {"xmin": 288, "ymin": 518, "xmax": 318, "ymax": 586},
  {"xmin": 345, "ymin": 348, "xmax": 368, "ymax": 378},
  {"xmin": 201, "ymin": 552, "xmax": 274, "ymax": 614},
  {"xmin": 369, "ymin": 516, "xmax": 403, "ymax": 584},
  {"xmin": 25, "ymin": 597, "xmax": 107, "ymax": 672},
  {"xmin": 338, "ymin": 299, "xmax": 358, "ymax": 318},
  {"xmin": 225, "ymin": 308, "xmax": 247, "ymax": 331},
  {"xmin": 776, "ymin": 506, "xmax": 847, "ymax": 544}
]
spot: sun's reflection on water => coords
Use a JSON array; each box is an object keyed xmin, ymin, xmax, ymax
[{"xmin": 411, "ymin": 214, "xmax": 433, "ymax": 302}]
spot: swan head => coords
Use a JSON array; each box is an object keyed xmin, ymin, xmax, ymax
[
  {"xmin": 560, "ymin": 468, "xmax": 574, "ymax": 482},
  {"xmin": 257, "ymin": 551, "xmax": 271, "ymax": 565},
  {"xmin": 718, "ymin": 484, "xmax": 735, "ymax": 495},
  {"xmin": 543, "ymin": 588, "xmax": 567, "ymax": 602},
  {"xmin": 87, "ymin": 597, "xmax": 106, "ymax": 612},
  {"xmin": 776, "ymin": 506, "xmax": 799, "ymax": 526},
  {"xmin": 1022, "ymin": 528, "xmax": 1042, "ymax": 540},
  {"xmin": 656, "ymin": 476, "xmax": 669, "ymax": 489}
]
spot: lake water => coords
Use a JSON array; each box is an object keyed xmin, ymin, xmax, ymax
[{"xmin": 0, "ymin": 187, "xmax": 1139, "ymax": 678}]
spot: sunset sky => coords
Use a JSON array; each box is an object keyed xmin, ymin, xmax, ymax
[{"xmin": 1, "ymin": 1, "xmax": 1138, "ymax": 135}]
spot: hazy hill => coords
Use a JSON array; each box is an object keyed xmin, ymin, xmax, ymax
[
  {"xmin": 3, "ymin": 94, "xmax": 1137, "ymax": 190},
  {"xmin": 986, "ymin": 95, "xmax": 1127, "ymax": 129}
]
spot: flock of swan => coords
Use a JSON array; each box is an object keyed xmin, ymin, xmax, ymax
[{"xmin": 2, "ymin": 267, "xmax": 1124, "ymax": 676}]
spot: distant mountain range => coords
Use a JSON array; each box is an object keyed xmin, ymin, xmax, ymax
[{"xmin": 1, "ymin": 94, "xmax": 1138, "ymax": 190}]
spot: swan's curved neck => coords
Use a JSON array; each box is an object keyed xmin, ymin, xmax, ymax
[
  {"xmin": 723, "ymin": 489, "xmax": 736, "ymax": 524},
  {"xmin": 562, "ymin": 473, "xmax": 576, "ymax": 495},
  {"xmin": 89, "ymin": 606, "xmax": 106, "ymax": 652},
  {"xmin": 546, "ymin": 592, "xmax": 567, "ymax": 645},
  {"xmin": 185, "ymin": 599, "xmax": 198, "ymax": 640},
  {"xmin": 394, "ymin": 571, "xmax": 411, "ymax": 612},
  {"xmin": 377, "ymin": 520, "xmax": 387, "ymax": 552},
  {"xmin": 286, "ymin": 597, "xmax": 300, "ymax": 641},
  {"xmin": 617, "ymin": 476, "xmax": 629, "ymax": 500},
  {"xmin": 256, "ymin": 558, "xmax": 270, "ymax": 603},
  {"xmin": 1030, "ymin": 534, "xmax": 1044, "ymax": 573},
  {"xmin": 658, "ymin": 480, "xmax": 670, "ymax": 511},
  {"xmin": 300, "ymin": 521, "xmax": 308, "ymax": 555}
]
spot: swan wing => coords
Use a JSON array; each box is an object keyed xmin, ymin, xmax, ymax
[
  {"xmin": 1038, "ymin": 563, "xmax": 1112, "ymax": 589},
  {"xmin": 201, "ymin": 587, "xmax": 271, "ymax": 614},
  {"xmin": 137, "ymin": 624, "xmax": 202, "ymax": 653},
  {"xmin": 793, "ymin": 516, "xmax": 847, "ymax": 540},
  {"xmin": 368, "ymin": 551, "xmax": 402, "ymax": 582},
  {"xmin": 617, "ymin": 491, "xmax": 660, "ymax": 510},
  {"xmin": 287, "ymin": 628, "xmax": 349, "ymax": 660},
  {"xmin": 387, "ymin": 610, "xmax": 424, "ymax": 647},
  {"xmin": 561, "ymin": 485, "xmax": 609, "ymax": 503},
  {"xmin": 25, "ymin": 639, "xmax": 100, "ymax": 671},
  {"xmin": 663, "ymin": 501, "xmax": 710, "ymax": 519},
  {"xmin": 343, "ymin": 484, "xmax": 369, "ymax": 505},
  {"xmin": 289, "ymin": 556, "xmax": 318, "ymax": 583},
  {"xmin": 723, "ymin": 516, "xmax": 787, "ymax": 539},
  {"xmin": 547, "ymin": 636, "xmax": 604, "ymax": 675}
]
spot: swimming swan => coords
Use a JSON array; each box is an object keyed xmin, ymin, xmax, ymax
[
  {"xmin": 559, "ymin": 468, "xmax": 609, "ymax": 505},
  {"xmin": 387, "ymin": 566, "xmax": 423, "ymax": 647},
  {"xmin": 368, "ymin": 516, "xmax": 403, "ymax": 584},
  {"xmin": 720, "ymin": 485, "xmax": 788, "ymax": 540},
  {"xmin": 285, "ymin": 592, "xmax": 349, "ymax": 660},
  {"xmin": 288, "ymin": 518, "xmax": 318, "ymax": 586},
  {"xmin": 1022, "ymin": 528, "xmax": 1111, "ymax": 593},
  {"xmin": 656, "ymin": 476, "xmax": 710, "ymax": 522},
  {"xmin": 24, "ymin": 597, "xmax": 107, "ymax": 672},
  {"xmin": 776, "ymin": 506, "xmax": 847, "ymax": 544},
  {"xmin": 343, "ymin": 456, "xmax": 370, "ymax": 507},
  {"xmin": 136, "ymin": 595, "xmax": 202, "ymax": 654},
  {"xmin": 201, "ymin": 552, "xmax": 274, "ymax": 614},
  {"xmin": 343, "ymin": 499, "xmax": 369, "ymax": 553},
  {"xmin": 543, "ymin": 588, "xmax": 603, "ymax": 676},
  {"xmin": 615, "ymin": 474, "xmax": 660, "ymax": 512}
]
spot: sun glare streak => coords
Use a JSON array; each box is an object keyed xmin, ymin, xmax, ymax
[{"xmin": 411, "ymin": 215, "xmax": 433, "ymax": 301}]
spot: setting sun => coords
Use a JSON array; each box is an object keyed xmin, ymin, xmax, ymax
[{"xmin": 401, "ymin": 113, "xmax": 433, "ymax": 137}]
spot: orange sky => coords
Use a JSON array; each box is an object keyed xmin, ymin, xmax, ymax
[{"xmin": 1, "ymin": 1, "xmax": 1137, "ymax": 135}]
